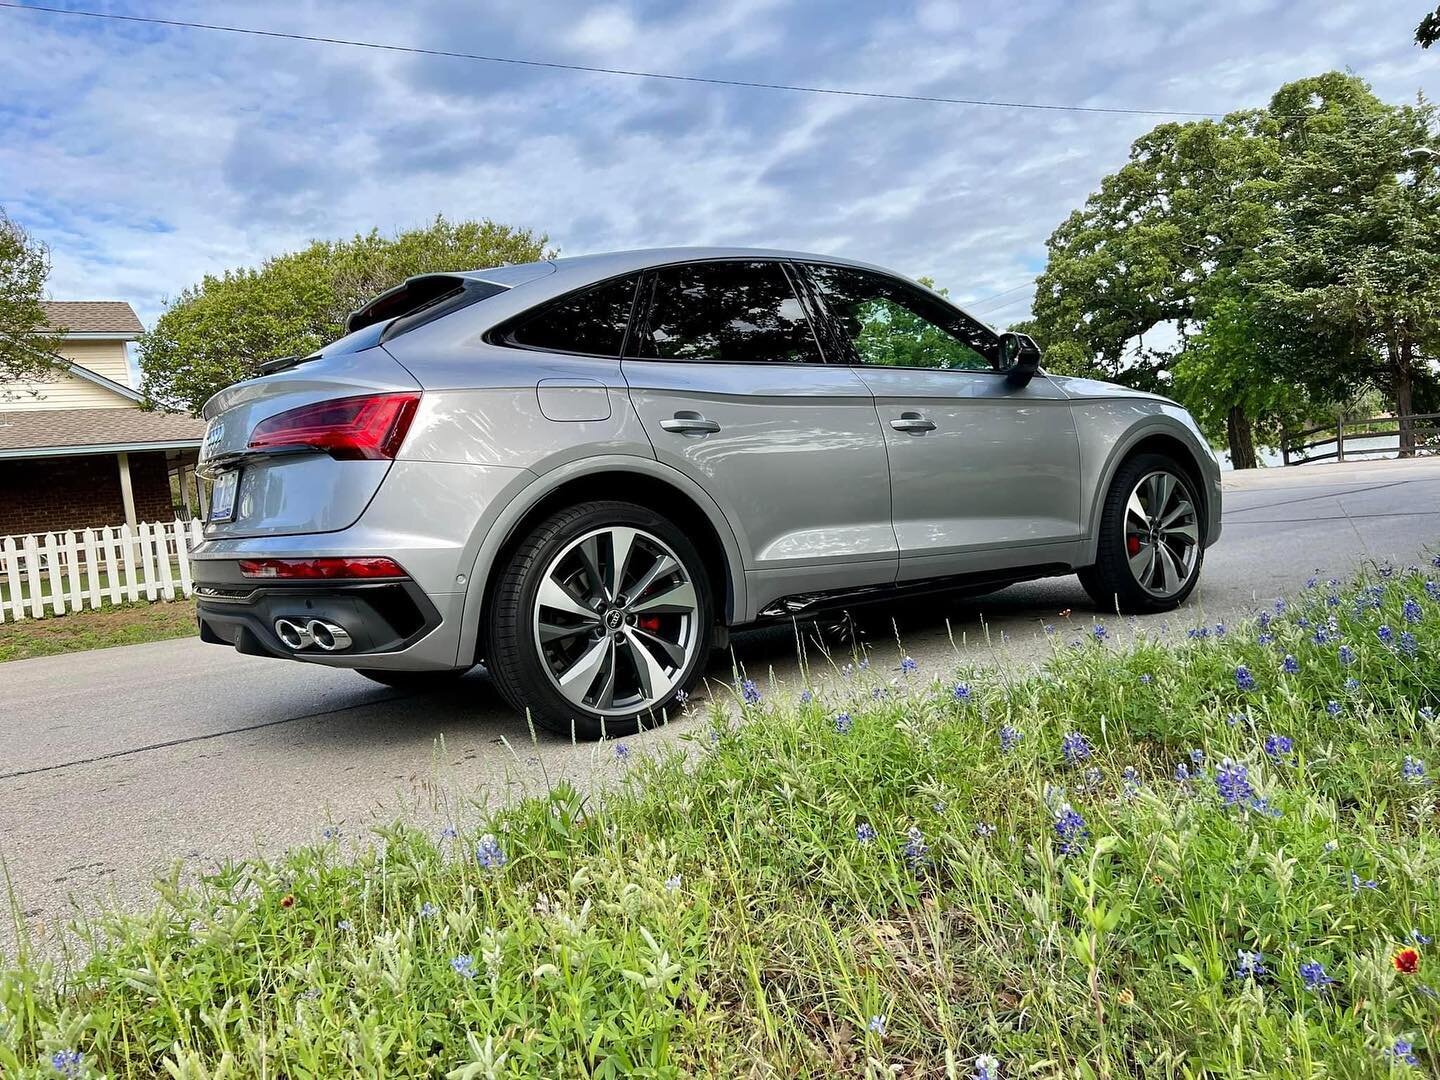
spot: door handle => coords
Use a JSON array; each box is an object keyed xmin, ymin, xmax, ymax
[
  {"xmin": 889, "ymin": 413, "xmax": 936, "ymax": 433},
  {"xmin": 660, "ymin": 413, "xmax": 722, "ymax": 435}
]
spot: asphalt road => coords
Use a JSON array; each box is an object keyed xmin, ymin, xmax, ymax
[{"xmin": 3, "ymin": 458, "xmax": 1439, "ymax": 954}]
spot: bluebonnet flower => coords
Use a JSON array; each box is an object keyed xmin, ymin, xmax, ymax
[
  {"xmin": 1297, "ymin": 616, "xmax": 1312, "ymax": 630},
  {"xmin": 1399, "ymin": 631, "xmax": 1418, "ymax": 656},
  {"xmin": 1378, "ymin": 625, "xmax": 1395, "ymax": 645},
  {"xmin": 867, "ymin": 1015, "xmax": 886, "ymax": 1036},
  {"xmin": 1426, "ymin": 580, "xmax": 1440, "ymax": 601},
  {"xmin": 740, "ymin": 678, "xmax": 761, "ymax": 705},
  {"xmin": 953, "ymin": 682, "xmax": 972, "ymax": 704},
  {"xmin": 903, "ymin": 826, "xmax": 928, "ymax": 867},
  {"xmin": 1140, "ymin": 673, "xmax": 1152, "ymax": 684},
  {"xmin": 1214, "ymin": 622, "xmax": 1227, "ymax": 638},
  {"xmin": 1380, "ymin": 563, "xmax": 1396, "ymax": 578},
  {"xmin": 1234, "ymin": 949, "xmax": 1267, "ymax": 980},
  {"xmin": 1235, "ymin": 665, "xmax": 1256, "ymax": 692},
  {"xmin": 615, "ymin": 742, "xmax": 630, "ymax": 761},
  {"xmin": 1328, "ymin": 577, "xmax": 1342, "ymax": 588},
  {"xmin": 475, "ymin": 833, "xmax": 507, "ymax": 870},
  {"xmin": 1326, "ymin": 700, "xmax": 1342, "ymax": 716},
  {"xmin": 1053, "ymin": 803, "xmax": 1088, "ymax": 855},
  {"xmin": 1264, "ymin": 734, "xmax": 1295, "ymax": 762},
  {"xmin": 1312, "ymin": 626, "xmax": 1330, "ymax": 646},
  {"xmin": 1350, "ymin": 871, "xmax": 1379, "ymax": 893},
  {"xmin": 1275, "ymin": 598, "xmax": 1287, "ymax": 614},
  {"xmin": 451, "ymin": 954, "xmax": 476, "ymax": 978},
  {"xmin": 1123, "ymin": 767, "xmax": 1140, "ymax": 799},
  {"xmin": 1190, "ymin": 748, "xmax": 1206, "ymax": 765},
  {"xmin": 1043, "ymin": 623, "xmax": 1056, "ymax": 635},
  {"xmin": 1389, "ymin": 1040, "xmax": 1419, "ymax": 1067},
  {"xmin": 1082, "ymin": 766, "xmax": 1102, "ymax": 789},
  {"xmin": 1215, "ymin": 759, "xmax": 1255, "ymax": 807},
  {"xmin": 1093, "ymin": 624, "xmax": 1108, "ymax": 642},
  {"xmin": 1228, "ymin": 711, "xmax": 1247, "ymax": 727},
  {"xmin": 1402, "ymin": 756, "xmax": 1427, "ymax": 782},
  {"xmin": 1258, "ymin": 611, "xmax": 1272, "ymax": 630},
  {"xmin": 1434, "ymin": 554, "xmax": 1440, "ymax": 569},
  {"xmin": 1306, "ymin": 575, "xmax": 1319, "ymax": 589},
  {"xmin": 900, "ymin": 655, "xmax": 918, "ymax": 675},
  {"xmin": 798, "ymin": 689, "xmax": 812, "ymax": 705},
  {"xmin": 999, "ymin": 724, "xmax": 1020, "ymax": 753},
  {"xmin": 1188, "ymin": 626, "xmax": 1209, "ymax": 640},
  {"xmin": 665, "ymin": 874, "xmax": 683, "ymax": 891},
  {"xmin": 1345, "ymin": 677, "xmax": 1361, "ymax": 693},
  {"xmin": 1403, "ymin": 598, "xmax": 1423, "ymax": 624},
  {"xmin": 1327, "ymin": 593, "xmax": 1341, "ymax": 607},
  {"xmin": 1281, "ymin": 654, "xmax": 1300, "ymax": 674},
  {"xmin": 1299, "ymin": 960, "xmax": 1334, "ymax": 992},
  {"xmin": 1174, "ymin": 762, "xmax": 1191, "ymax": 782},
  {"xmin": 1257, "ymin": 632, "xmax": 1275, "ymax": 646},
  {"xmin": 420, "ymin": 901, "xmax": 438, "ymax": 919},
  {"xmin": 974, "ymin": 1054, "xmax": 1000, "ymax": 1080},
  {"xmin": 321, "ymin": 826, "xmax": 339, "ymax": 840},
  {"xmin": 856, "ymin": 822, "xmax": 877, "ymax": 844},
  {"xmin": 1411, "ymin": 929, "xmax": 1433, "ymax": 945},
  {"xmin": 974, "ymin": 822, "xmax": 996, "ymax": 837},
  {"xmin": 1248, "ymin": 795, "xmax": 1283, "ymax": 819},
  {"xmin": 51, "ymin": 1051, "xmax": 83, "ymax": 1078},
  {"xmin": 833, "ymin": 712, "xmax": 852, "ymax": 735},
  {"xmin": 1061, "ymin": 731, "xmax": 1093, "ymax": 764},
  {"xmin": 440, "ymin": 826, "xmax": 457, "ymax": 841}
]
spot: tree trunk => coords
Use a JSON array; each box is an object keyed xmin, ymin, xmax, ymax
[
  {"xmin": 1226, "ymin": 403, "xmax": 1258, "ymax": 470},
  {"xmin": 1396, "ymin": 338, "xmax": 1415, "ymax": 458}
]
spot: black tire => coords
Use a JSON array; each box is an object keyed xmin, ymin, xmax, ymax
[
  {"xmin": 485, "ymin": 500, "xmax": 714, "ymax": 739},
  {"xmin": 1078, "ymin": 452, "xmax": 1205, "ymax": 614},
  {"xmin": 355, "ymin": 666, "xmax": 472, "ymax": 689}
]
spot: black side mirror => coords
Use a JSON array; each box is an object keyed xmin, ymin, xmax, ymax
[{"xmin": 998, "ymin": 332, "xmax": 1042, "ymax": 387}]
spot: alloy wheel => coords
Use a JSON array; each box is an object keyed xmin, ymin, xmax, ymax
[
  {"xmin": 532, "ymin": 526, "xmax": 700, "ymax": 716},
  {"xmin": 1123, "ymin": 470, "xmax": 1201, "ymax": 598}
]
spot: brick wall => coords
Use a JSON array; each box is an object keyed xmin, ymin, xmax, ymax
[{"xmin": 0, "ymin": 452, "xmax": 176, "ymax": 535}]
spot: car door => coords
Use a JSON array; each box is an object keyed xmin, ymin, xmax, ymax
[
  {"xmin": 800, "ymin": 262, "xmax": 1082, "ymax": 581},
  {"xmin": 622, "ymin": 258, "xmax": 896, "ymax": 609}
]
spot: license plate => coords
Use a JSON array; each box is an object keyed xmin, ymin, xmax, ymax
[{"xmin": 209, "ymin": 469, "xmax": 240, "ymax": 523}]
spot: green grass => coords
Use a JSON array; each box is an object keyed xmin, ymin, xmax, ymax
[
  {"xmin": 3, "ymin": 565, "xmax": 1439, "ymax": 1077},
  {"xmin": 0, "ymin": 561, "xmax": 187, "ymax": 607},
  {"xmin": 0, "ymin": 600, "xmax": 197, "ymax": 662}
]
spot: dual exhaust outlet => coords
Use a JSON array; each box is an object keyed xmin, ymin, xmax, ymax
[{"xmin": 274, "ymin": 617, "xmax": 352, "ymax": 652}]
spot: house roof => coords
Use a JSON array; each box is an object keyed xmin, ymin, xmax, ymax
[
  {"xmin": 39, "ymin": 301, "xmax": 144, "ymax": 336},
  {"xmin": 0, "ymin": 407, "xmax": 205, "ymax": 460}
]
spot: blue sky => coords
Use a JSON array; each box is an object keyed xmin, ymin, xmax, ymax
[{"xmin": 1, "ymin": 0, "xmax": 1435, "ymax": 330}]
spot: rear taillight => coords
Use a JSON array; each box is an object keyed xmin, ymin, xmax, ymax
[
  {"xmin": 239, "ymin": 557, "xmax": 408, "ymax": 580},
  {"xmin": 247, "ymin": 393, "xmax": 420, "ymax": 460}
]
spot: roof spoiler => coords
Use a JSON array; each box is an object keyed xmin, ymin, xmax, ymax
[{"xmin": 345, "ymin": 274, "xmax": 473, "ymax": 334}]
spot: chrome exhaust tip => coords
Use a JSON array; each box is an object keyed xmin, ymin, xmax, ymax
[
  {"xmin": 274, "ymin": 618, "xmax": 313, "ymax": 650},
  {"xmin": 307, "ymin": 619, "xmax": 352, "ymax": 652}
]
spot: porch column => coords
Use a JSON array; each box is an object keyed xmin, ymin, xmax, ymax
[
  {"xmin": 179, "ymin": 462, "xmax": 193, "ymax": 519},
  {"xmin": 117, "ymin": 451, "xmax": 138, "ymax": 528}
]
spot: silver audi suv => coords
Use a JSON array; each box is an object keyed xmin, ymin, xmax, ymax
[{"xmin": 194, "ymin": 248, "xmax": 1221, "ymax": 736}]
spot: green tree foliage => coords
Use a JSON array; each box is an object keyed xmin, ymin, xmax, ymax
[
  {"xmin": 1418, "ymin": 4, "xmax": 1440, "ymax": 47},
  {"xmin": 0, "ymin": 208, "xmax": 64, "ymax": 396},
  {"xmin": 140, "ymin": 217, "xmax": 551, "ymax": 413},
  {"xmin": 1028, "ymin": 72, "xmax": 1439, "ymax": 466}
]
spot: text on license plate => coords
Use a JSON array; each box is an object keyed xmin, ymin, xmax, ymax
[{"xmin": 209, "ymin": 470, "xmax": 239, "ymax": 523}]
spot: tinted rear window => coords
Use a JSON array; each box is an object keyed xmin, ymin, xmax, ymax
[{"xmin": 504, "ymin": 275, "xmax": 641, "ymax": 357}]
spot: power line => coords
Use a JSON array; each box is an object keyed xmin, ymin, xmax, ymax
[
  {"xmin": 963, "ymin": 281, "xmax": 1036, "ymax": 308},
  {"xmin": 0, "ymin": 2, "xmax": 1224, "ymax": 120}
]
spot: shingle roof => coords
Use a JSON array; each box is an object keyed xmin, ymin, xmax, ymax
[
  {"xmin": 0, "ymin": 407, "xmax": 204, "ymax": 456},
  {"xmin": 39, "ymin": 301, "xmax": 144, "ymax": 336}
]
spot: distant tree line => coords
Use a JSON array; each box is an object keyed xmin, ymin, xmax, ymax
[{"xmin": 1014, "ymin": 72, "xmax": 1440, "ymax": 467}]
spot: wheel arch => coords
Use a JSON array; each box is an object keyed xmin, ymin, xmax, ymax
[
  {"xmin": 456, "ymin": 458, "xmax": 745, "ymax": 666},
  {"xmin": 1082, "ymin": 424, "xmax": 1213, "ymax": 566}
]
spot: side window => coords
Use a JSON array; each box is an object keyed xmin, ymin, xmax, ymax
[
  {"xmin": 807, "ymin": 264, "xmax": 998, "ymax": 372},
  {"xmin": 637, "ymin": 261, "xmax": 823, "ymax": 364},
  {"xmin": 505, "ymin": 275, "xmax": 640, "ymax": 356}
]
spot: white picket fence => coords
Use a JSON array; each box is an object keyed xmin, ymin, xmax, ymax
[{"xmin": 0, "ymin": 519, "xmax": 204, "ymax": 623}]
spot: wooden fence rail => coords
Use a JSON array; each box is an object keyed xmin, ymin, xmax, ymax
[
  {"xmin": 1281, "ymin": 412, "xmax": 1440, "ymax": 465},
  {"xmin": 0, "ymin": 518, "xmax": 204, "ymax": 623}
]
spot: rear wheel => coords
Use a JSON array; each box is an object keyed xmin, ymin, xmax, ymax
[
  {"xmin": 486, "ymin": 501, "xmax": 714, "ymax": 739},
  {"xmin": 1079, "ymin": 453, "xmax": 1204, "ymax": 614}
]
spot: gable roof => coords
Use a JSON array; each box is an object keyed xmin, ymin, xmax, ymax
[
  {"xmin": 40, "ymin": 301, "xmax": 144, "ymax": 336},
  {"xmin": 0, "ymin": 406, "xmax": 205, "ymax": 459},
  {"xmin": 66, "ymin": 360, "xmax": 143, "ymax": 403}
]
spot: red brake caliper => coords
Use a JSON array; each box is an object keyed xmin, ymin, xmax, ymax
[
  {"xmin": 1127, "ymin": 534, "xmax": 1142, "ymax": 556},
  {"xmin": 638, "ymin": 615, "xmax": 665, "ymax": 634}
]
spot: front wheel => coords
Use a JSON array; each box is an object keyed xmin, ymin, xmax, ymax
[
  {"xmin": 485, "ymin": 501, "xmax": 714, "ymax": 739},
  {"xmin": 1079, "ymin": 453, "xmax": 1204, "ymax": 614}
]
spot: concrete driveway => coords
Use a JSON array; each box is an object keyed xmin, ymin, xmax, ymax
[{"xmin": 3, "ymin": 458, "xmax": 1438, "ymax": 952}]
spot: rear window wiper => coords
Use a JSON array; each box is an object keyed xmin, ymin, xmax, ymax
[{"xmin": 256, "ymin": 353, "xmax": 314, "ymax": 376}]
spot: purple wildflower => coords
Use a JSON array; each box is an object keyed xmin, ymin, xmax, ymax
[
  {"xmin": 51, "ymin": 1051, "xmax": 84, "ymax": 1078},
  {"xmin": 1235, "ymin": 665, "xmax": 1256, "ymax": 692},
  {"xmin": 903, "ymin": 826, "xmax": 928, "ymax": 868},
  {"xmin": 1053, "ymin": 804, "xmax": 1088, "ymax": 855},
  {"xmin": 856, "ymin": 822, "xmax": 876, "ymax": 844},
  {"xmin": 1215, "ymin": 759, "xmax": 1254, "ymax": 806},
  {"xmin": 999, "ymin": 724, "xmax": 1020, "ymax": 752},
  {"xmin": 1403, "ymin": 598, "xmax": 1423, "ymax": 624},
  {"xmin": 953, "ymin": 682, "xmax": 972, "ymax": 704},
  {"xmin": 1282, "ymin": 654, "xmax": 1299, "ymax": 674},
  {"xmin": 1299, "ymin": 960, "xmax": 1334, "ymax": 992},
  {"xmin": 867, "ymin": 1015, "xmax": 886, "ymax": 1036},
  {"xmin": 1402, "ymin": 756, "xmax": 1426, "ymax": 782},
  {"xmin": 451, "ymin": 954, "xmax": 476, "ymax": 978},
  {"xmin": 1264, "ymin": 733, "xmax": 1294, "ymax": 762},
  {"xmin": 1389, "ymin": 1040, "xmax": 1419, "ymax": 1067},
  {"xmin": 1061, "ymin": 731, "xmax": 1093, "ymax": 764},
  {"xmin": 900, "ymin": 655, "xmax": 918, "ymax": 675},
  {"xmin": 834, "ymin": 712, "xmax": 852, "ymax": 735},
  {"xmin": 740, "ymin": 678, "xmax": 761, "ymax": 705},
  {"xmin": 798, "ymin": 689, "xmax": 812, "ymax": 704},
  {"xmin": 1378, "ymin": 625, "xmax": 1395, "ymax": 645},
  {"xmin": 475, "ymin": 833, "xmax": 506, "ymax": 870},
  {"xmin": 1234, "ymin": 949, "xmax": 1267, "ymax": 980}
]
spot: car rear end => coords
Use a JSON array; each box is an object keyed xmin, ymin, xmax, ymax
[{"xmin": 190, "ymin": 272, "xmax": 530, "ymax": 672}]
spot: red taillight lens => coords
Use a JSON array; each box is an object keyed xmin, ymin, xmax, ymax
[
  {"xmin": 238, "ymin": 557, "xmax": 408, "ymax": 580},
  {"xmin": 247, "ymin": 393, "xmax": 420, "ymax": 460}
]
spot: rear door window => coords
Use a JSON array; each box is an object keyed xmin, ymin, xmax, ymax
[
  {"xmin": 635, "ymin": 260, "xmax": 823, "ymax": 364},
  {"xmin": 503, "ymin": 275, "xmax": 641, "ymax": 356}
]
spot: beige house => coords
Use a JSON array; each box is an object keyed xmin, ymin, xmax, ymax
[{"xmin": 0, "ymin": 302, "xmax": 206, "ymax": 534}]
